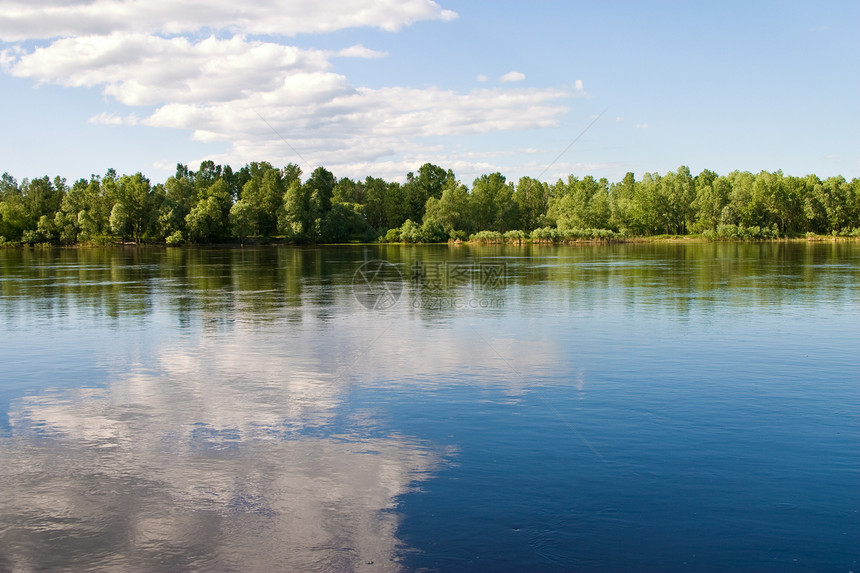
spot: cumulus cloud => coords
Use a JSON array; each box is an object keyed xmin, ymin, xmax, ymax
[
  {"xmin": 335, "ymin": 44, "xmax": 388, "ymax": 59},
  {"xmin": 0, "ymin": 0, "xmax": 458, "ymax": 41},
  {"xmin": 476, "ymin": 74, "xmax": 489, "ymax": 82},
  {"xmin": 144, "ymin": 86, "xmax": 569, "ymax": 178},
  {"xmin": 636, "ymin": 123, "xmax": 649, "ymax": 129},
  {"xmin": 9, "ymin": 34, "xmax": 339, "ymax": 106},
  {"xmin": 5, "ymin": 31, "xmax": 570, "ymax": 178},
  {"xmin": 574, "ymin": 79, "xmax": 583, "ymax": 91},
  {"xmin": 88, "ymin": 111, "xmax": 138, "ymax": 125},
  {"xmin": 0, "ymin": 1, "xmax": 579, "ymax": 180},
  {"xmin": 500, "ymin": 70, "xmax": 526, "ymax": 83}
]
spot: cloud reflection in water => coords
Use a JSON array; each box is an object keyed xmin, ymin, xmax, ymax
[{"xmin": 0, "ymin": 332, "xmax": 447, "ymax": 572}]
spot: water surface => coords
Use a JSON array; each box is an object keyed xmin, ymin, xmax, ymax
[{"xmin": 0, "ymin": 243, "xmax": 858, "ymax": 572}]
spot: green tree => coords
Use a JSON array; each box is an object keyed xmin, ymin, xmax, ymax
[
  {"xmin": 20, "ymin": 176, "xmax": 63, "ymax": 228},
  {"xmin": 240, "ymin": 162, "xmax": 286, "ymax": 236},
  {"xmin": 229, "ymin": 200, "xmax": 256, "ymax": 245},
  {"xmin": 186, "ymin": 179, "xmax": 231, "ymax": 242},
  {"xmin": 398, "ymin": 219, "xmax": 422, "ymax": 243},
  {"xmin": 109, "ymin": 202, "xmax": 131, "ymax": 240},
  {"xmin": 549, "ymin": 175, "xmax": 610, "ymax": 231},
  {"xmin": 99, "ymin": 170, "xmax": 120, "ymax": 234},
  {"xmin": 281, "ymin": 166, "xmax": 336, "ymax": 241},
  {"xmin": 726, "ymin": 171, "xmax": 762, "ymax": 228},
  {"xmin": 692, "ymin": 169, "xmax": 728, "ymax": 232},
  {"xmin": 403, "ymin": 163, "xmax": 454, "ymax": 222},
  {"xmin": 513, "ymin": 176, "xmax": 549, "ymax": 232},
  {"xmin": 424, "ymin": 179, "xmax": 473, "ymax": 235},
  {"xmin": 333, "ymin": 177, "xmax": 365, "ymax": 205},
  {"xmin": 52, "ymin": 210, "xmax": 79, "ymax": 244},
  {"xmin": 609, "ymin": 172, "xmax": 636, "ymax": 231},
  {"xmin": 0, "ymin": 174, "xmax": 29, "ymax": 241},
  {"xmin": 113, "ymin": 173, "xmax": 155, "ymax": 242},
  {"xmin": 470, "ymin": 173, "xmax": 518, "ymax": 232},
  {"xmin": 662, "ymin": 166, "xmax": 695, "ymax": 234},
  {"xmin": 320, "ymin": 202, "xmax": 373, "ymax": 242},
  {"xmin": 81, "ymin": 175, "xmax": 110, "ymax": 235},
  {"xmin": 363, "ymin": 176, "xmax": 389, "ymax": 232},
  {"xmin": 280, "ymin": 180, "xmax": 308, "ymax": 239},
  {"xmin": 420, "ymin": 217, "xmax": 448, "ymax": 242},
  {"xmin": 158, "ymin": 173, "xmax": 196, "ymax": 239},
  {"xmin": 751, "ymin": 170, "xmax": 799, "ymax": 235},
  {"xmin": 0, "ymin": 172, "xmax": 17, "ymax": 200},
  {"xmin": 192, "ymin": 160, "xmax": 224, "ymax": 197},
  {"xmin": 628, "ymin": 172, "xmax": 661, "ymax": 234},
  {"xmin": 77, "ymin": 209, "xmax": 98, "ymax": 242},
  {"xmin": 383, "ymin": 182, "xmax": 409, "ymax": 230},
  {"xmin": 822, "ymin": 176, "xmax": 855, "ymax": 232}
]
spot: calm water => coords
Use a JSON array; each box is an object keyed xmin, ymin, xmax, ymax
[{"xmin": 0, "ymin": 243, "xmax": 858, "ymax": 572}]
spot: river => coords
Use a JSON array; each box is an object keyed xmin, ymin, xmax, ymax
[{"xmin": 0, "ymin": 242, "xmax": 858, "ymax": 572}]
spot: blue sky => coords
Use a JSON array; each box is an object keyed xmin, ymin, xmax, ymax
[{"xmin": 1, "ymin": 0, "xmax": 857, "ymax": 185}]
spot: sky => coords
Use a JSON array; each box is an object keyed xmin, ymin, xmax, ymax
[{"xmin": 0, "ymin": 0, "xmax": 857, "ymax": 186}]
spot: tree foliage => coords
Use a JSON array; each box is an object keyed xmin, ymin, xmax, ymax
[{"xmin": 1, "ymin": 162, "xmax": 857, "ymax": 246}]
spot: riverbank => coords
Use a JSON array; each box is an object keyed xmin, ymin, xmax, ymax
[{"xmin": 3, "ymin": 233, "xmax": 860, "ymax": 249}]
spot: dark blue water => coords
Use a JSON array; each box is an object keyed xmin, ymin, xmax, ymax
[{"xmin": 0, "ymin": 243, "xmax": 857, "ymax": 572}]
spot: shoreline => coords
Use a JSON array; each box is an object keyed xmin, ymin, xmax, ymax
[{"xmin": 3, "ymin": 234, "xmax": 860, "ymax": 250}]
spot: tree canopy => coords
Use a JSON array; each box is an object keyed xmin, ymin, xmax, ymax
[{"xmin": 1, "ymin": 161, "xmax": 858, "ymax": 246}]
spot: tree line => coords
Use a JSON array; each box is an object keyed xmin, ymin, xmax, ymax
[{"xmin": 1, "ymin": 162, "xmax": 858, "ymax": 246}]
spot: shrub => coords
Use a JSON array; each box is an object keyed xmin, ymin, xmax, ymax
[
  {"xmin": 531, "ymin": 227, "xmax": 560, "ymax": 242},
  {"xmin": 716, "ymin": 224, "xmax": 739, "ymax": 239},
  {"xmin": 166, "ymin": 230, "xmax": 185, "ymax": 245},
  {"xmin": 503, "ymin": 230, "xmax": 527, "ymax": 242},
  {"xmin": 469, "ymin": 230, "xmax": 503, "ymax": 243},
  {"xmin": 557, "ymin": 227, "xmax": 617, "ymax": 241},
  {"xmin": 20, "ymin": 229, "xmax": 45, "ymax": 245},
  {"xmin": 420, "ymin": 218, "xmax": 448, "ymax": 243},
  {"xmin": 399, "ymin": 220, "xmax": 422, "ymax": 243},
  {"xmin": 384, "ymin": 227, "xmax": 401, "ymax": 242},
  {"xmin": 709, "ymin": 223, "xmax": 777, "ymax": 240}
]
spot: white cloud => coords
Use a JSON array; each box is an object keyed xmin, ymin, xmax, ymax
[
  {"xmin": 0, "ymin": 0, "xmax": 458, "ymax": 41},
  {"xmin": 88, "ymin": 111, "xmax": 138, "ymax": 125},
  {"xmin": 9, "ymin": 34, "xmax": 339, "ymax": 106},
  {"xmin": 0, "ymin": 44, "xmax": 23, "ymax": 70},
  {"xmin": 635, "ymin": 123, "xmax": 649, "ymax": 129},
  {"xmin": 500, "ymin": 70, "xmax": 525, "ymax": 83},
  {"xmin": 141, "ymin": 85, "xmax": 570, "ymax": 174},
  {"xmin": 5, "ymin": 31, "xmax": 570, "ymax": 179},
  {"xmin": 0, "ymin": 1, "xmax": 584, "ymax": 181},
  {"xmin": 335, "ymin": 44, "xmax": 388, "ymax": 59}
]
